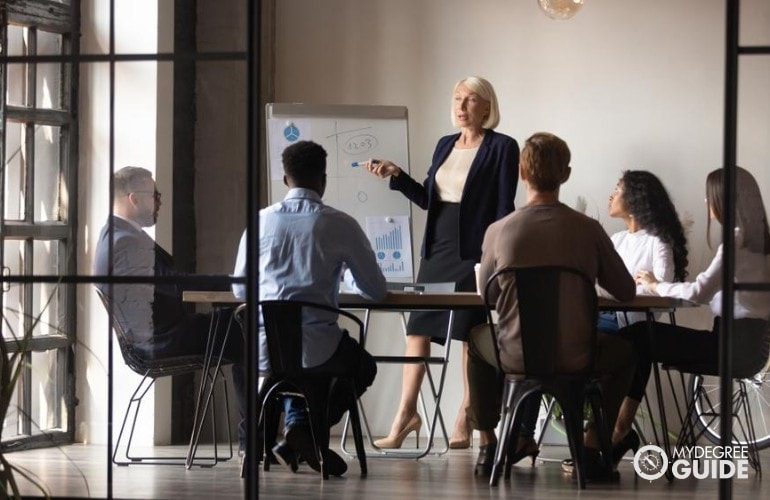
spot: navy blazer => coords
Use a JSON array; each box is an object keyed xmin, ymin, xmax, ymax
[{"xmin": 390, "ymin": 129, "xmax": 519, "ymax": 260}]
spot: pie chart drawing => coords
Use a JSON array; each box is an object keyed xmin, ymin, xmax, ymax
[{"xmin": 284, "ymin": 123, "xmax": 300, "ymax": 142}]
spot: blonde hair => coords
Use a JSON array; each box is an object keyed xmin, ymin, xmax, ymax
[
  {"xmin": 520, "ymin": 132, "xmax": 571, "ymax": 192},
  {"xmin": 450, "ymin": 76, "xmax": 500, "ymax": 129}
]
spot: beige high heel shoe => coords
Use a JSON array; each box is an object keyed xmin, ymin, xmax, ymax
[
  {"xmin": 449, "ymin": 420, "xmax": 472, "ymax": 449},
  {"xmin": 373, "ymin": 414, "xmax": 422, "ymax": 449}
]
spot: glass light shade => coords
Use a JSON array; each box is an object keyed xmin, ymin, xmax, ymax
[{"xmin": 538, "ymin": 0, "xmax": 584, "ymax": 20}]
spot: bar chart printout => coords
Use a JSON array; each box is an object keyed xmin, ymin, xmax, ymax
[{"xmin": 365, "ymin": 215, "xmax": 414, "ymax": 281}]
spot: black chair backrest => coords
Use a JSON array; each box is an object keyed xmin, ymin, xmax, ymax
[
  {"xmin": 260, "ymin": 301, "xmax": 305, "ymax": 380},
  {"xmin": 94, "ymin": 287, "xmax": 201, "ymax": 376},
  {"xmin": 94, "ymin": 287, "xmax": 150, "ymax": 373},
  {"xmin": 260, "ymin": 299, "xmax": 365, "ymax": 379},
  {"xmin": 483, "ymin": 266, "xmax": 598, "ymax": 377}
]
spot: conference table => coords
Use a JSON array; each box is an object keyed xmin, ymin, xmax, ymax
[
  {"xmin": 182, "ymin": 289, "xmax": 692, "ymax": 311},
  {"xmin": 183, "ymin": 290, "xmax": 694, "ymax": 466},
  {"xmin": 337, "ymin": 291, "xmax": 693, "ymax": 463}
]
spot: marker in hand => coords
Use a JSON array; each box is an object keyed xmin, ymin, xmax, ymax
[{"xmin": 351, "ymin": 159, "xmax": 379, "ymax": 168}]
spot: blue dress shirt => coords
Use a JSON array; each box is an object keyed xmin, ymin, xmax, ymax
[{"xmin": 233, "ymin": 188, "xmax": 387, "ymax": 370}]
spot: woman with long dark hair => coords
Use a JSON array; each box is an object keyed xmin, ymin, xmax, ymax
[
  {"xmin": 617, "ymin": 166, "xmax": 770, "ymax": 463},
  {"xmin": 599, "ymin": 170, "xmax": 689, "ymax": 332},
  {"xmin": 564, "ymin": 170, "xmax": 689, "ymax": 473}
]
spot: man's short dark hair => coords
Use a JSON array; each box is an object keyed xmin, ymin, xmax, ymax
[{"xmin": 282, "ymin": 141, "xmax": 327, "ymax": 185}]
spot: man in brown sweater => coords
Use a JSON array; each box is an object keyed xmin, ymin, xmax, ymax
[{"xmin": 469, "ymin": 132, "xmax": 636, "ymax": 479}]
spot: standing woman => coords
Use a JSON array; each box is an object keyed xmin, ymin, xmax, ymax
[
  {"xmin": 626, "ymin": 167, "xmax": 770, "ymax": 457},
  {"xmin": 366, "ymin": 76, "xmax": 519, "ymax": 449}
]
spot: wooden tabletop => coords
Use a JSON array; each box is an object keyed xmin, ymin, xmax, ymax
[
  {"xmin": 183, "ymin": 290, "xmax": 241, "ymax": 303},
  {"xmin": 183, "ymin": 290, "xmax": 695, "ymax": 312}
]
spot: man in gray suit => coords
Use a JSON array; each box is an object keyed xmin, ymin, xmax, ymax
[{"xmin": 93, "ymin": 166, "xmax": 245, "ymax": 447}]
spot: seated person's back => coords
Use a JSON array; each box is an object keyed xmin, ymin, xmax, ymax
[{"xmin": 232, "ymin": 140, "xmax": 386, "ymax": 477}]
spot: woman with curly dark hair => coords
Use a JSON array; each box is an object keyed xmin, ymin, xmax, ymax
[
  {"xmin": 617, "ymin": 167, "xmax": 770, "ymax": 468},
  {"xmin": 598, "ymin": 170, "xmax": 689, "ymax": 332},
  {"xmin": 564, "ymin": 170, "xmax": 689, "ymax": 474}
]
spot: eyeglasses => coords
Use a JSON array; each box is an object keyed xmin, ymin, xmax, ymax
[{"xmin": 131, "ymin": 190, "xmax": 162, "ymax": 202}]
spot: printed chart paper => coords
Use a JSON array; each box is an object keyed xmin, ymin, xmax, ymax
[{"xmin": 365, "ymin": 215, "xmax": 413, "ymax": 281}]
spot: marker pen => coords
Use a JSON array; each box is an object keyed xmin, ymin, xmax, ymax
[{"xmin": 351, "ymin": 159, "xmax": 379, "ymax": 167}]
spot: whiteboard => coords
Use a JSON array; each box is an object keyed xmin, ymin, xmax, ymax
[{"xmin": 266, "ymin": 103, "xmax": 414, "ymax": 281}]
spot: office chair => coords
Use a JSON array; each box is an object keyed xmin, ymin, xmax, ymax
[
  {"xmin": 95, "ymin": 287, "xmax": 232, "ymax": 467},
  {"xmin": 483, "ymin": 266, "xmax": 614, "ymax": 489},
  {"xmin": 258, "ymin": 299, "xmax": 368, "ymax": 479},
  {"xmin": 663, "ymin": 329, "xmax": 770, "ymax": 477}
]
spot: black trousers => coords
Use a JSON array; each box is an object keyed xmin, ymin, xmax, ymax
[
  {"xmin": 620, "ymin": 316, "xmax": 770, "ymax": 402},
  {"xmin": 303, "ymin": 333, "xmax": 378, "ymax": 427},
  {"xmin": 275, "ymin": 333, "xmax": 377, "ymax": 449}
]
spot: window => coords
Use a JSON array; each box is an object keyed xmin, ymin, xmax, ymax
[{"xmin": 1, "ymin": 0, "xmax": 78, "ymax": 448}]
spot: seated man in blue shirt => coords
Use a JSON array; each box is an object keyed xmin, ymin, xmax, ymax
[{"xmin": 233, "ymin": 140, "xmax": 387, "ymax": 476}]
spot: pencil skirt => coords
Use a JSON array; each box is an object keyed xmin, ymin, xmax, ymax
[{"xmin": 407, "ymin": 202, "xmax": 485, "ymax": 345}]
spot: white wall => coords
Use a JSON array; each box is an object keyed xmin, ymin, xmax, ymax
[
  {"xmin": 274, "ymin": 0, "xmax": 770, "ymax": 436},
  {"xmin": 78, "ymin": 0, "xmax": 171, "ymax": 445}
]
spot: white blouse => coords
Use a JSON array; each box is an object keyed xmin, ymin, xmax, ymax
[
  {"xmin": 656, "ymin": 229, "xmax": 770, "ymax": 320},
  {"xmin": 434, "ymin": 147, "xmax": 478, "ymax": 202},
  {"xmin": 611, "ymin": 229, "xmax": 675, "ymax": 326}
]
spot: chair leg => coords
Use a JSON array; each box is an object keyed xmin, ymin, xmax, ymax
[
  {"xmin": 257, "ymin": 386, "xmax": 283, "ymax": 472},
  {"xmin": 558, "ymin": 389, "xmax": 587, "ymax": 490},
  {"xmin": 490, "ymin": 380, "xmax": 516, "ymax": 487},
  {"xmin": 347, "ymin": 386, "xmax": 368, "ymax": 477},
  {"xmin": 209, "ymin": 368, "xmax": 233, "ymax": 465},
  {"xmin": 677, "ymin": 375, "xmax": 703, "ymax": 452},
  {"xmin": 504, "ymin": 398, "xmax": 529, "ymax": 480},
  {"xmin": 536, "ymin": 396, "xmax": 556, "ymax": 448},
  {"xmin": 113, "ymin": 375, "xmax": 155, "ymax": 465},
  {"xmin": 586, "ymin": 385, "xmax": 613, "ymax": 474},
  {"xmin": 308, "ymin": 382, "xmax": 332, "ymax": 480},
  {"xmin": 304, "ymin": 407, "xmax": 327, "ymax": 480},
  {"xmin": 736, "ymin": 380, "xmax": 762, "ymax": 476},
  {"xmin": 187, "ymin": 370, "xmax": 233, "ymax": 468}
]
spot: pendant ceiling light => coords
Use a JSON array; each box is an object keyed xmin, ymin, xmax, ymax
[{"xmin": 538, "ymin": 0, "xmax": 585, "ymax": 20}]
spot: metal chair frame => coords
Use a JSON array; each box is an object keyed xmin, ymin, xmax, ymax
[
  {"xmin": 257, "ymin": 299, "xmax": 368, "ymax": 479},
  {"xmin": 483, "ymin": 266, "xmax": 614, "ymax": 489},
  {"xmin": 96, "ymin": 288, "xmax": 232, "ymax": 467}
]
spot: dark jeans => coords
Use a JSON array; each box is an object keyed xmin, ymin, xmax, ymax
[
  {"xmin": 597, "ymin": 311, "xmax": 620, "ymax": 333},
  {"xmin": 619, "ymin": 316, "xmax": 770, "ymax": 402}
]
